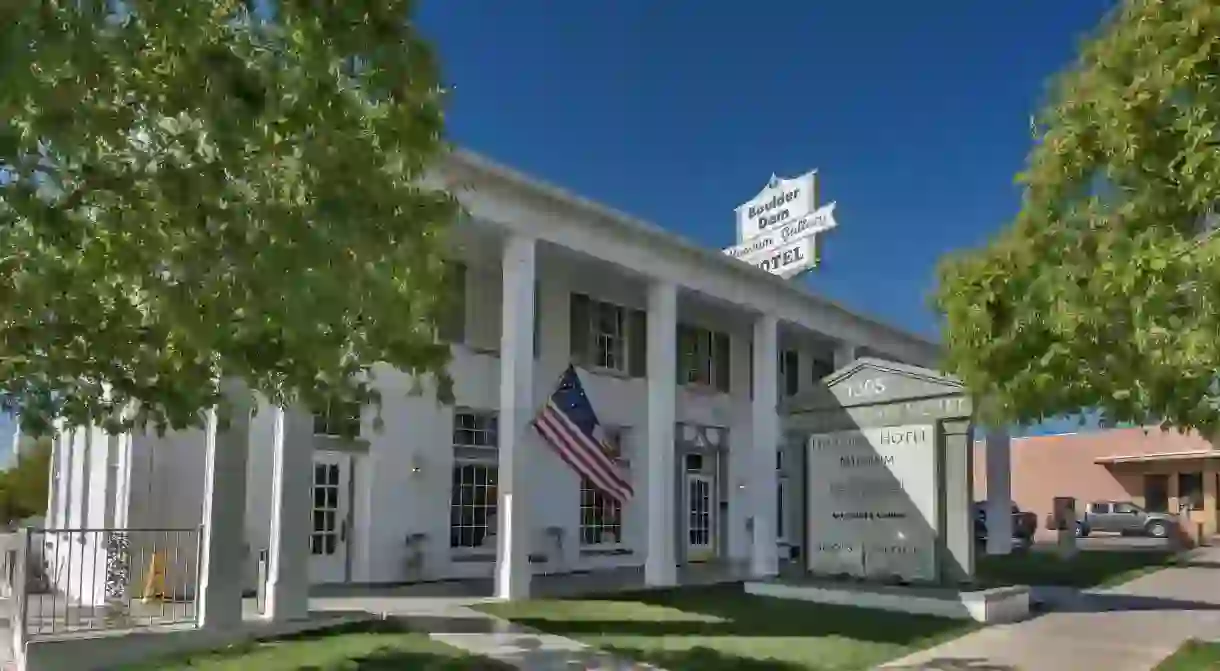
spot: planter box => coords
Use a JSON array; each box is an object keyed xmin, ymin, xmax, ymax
[{"xmin": 744, "ymin": 580, "xmax": 1030, "ymax": 623}]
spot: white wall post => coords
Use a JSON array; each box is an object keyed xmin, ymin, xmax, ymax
[
  {"xmin": 495, "ymin": 234, "xmax": 536, "ymax": 600},
  {"xmin": 265, "ymin": 405, "xmax": 314, "ymax": 621},
  {"xmin": 984, "ymin": 428, "xmax": 1013, "ymax": 555},
  {"xmin": 750, "ymin": 314, "xmax": 780, "ymax": 578},
  {"xmin": 645, "ymin": 281, "xmax": 678, "ymax": 587},
  {"xmin": 833, "ymin": 342, "xmax": 858, "ymax": 370},
  {"xmin": 198, "ymin": 378, "xmax": 253, "ymax": 630}
]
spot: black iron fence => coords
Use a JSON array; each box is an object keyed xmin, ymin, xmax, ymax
[{"xmin": 11, "ymin": 526, "xmax": 203, "ymax": 641}]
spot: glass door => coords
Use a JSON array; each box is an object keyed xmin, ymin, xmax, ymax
[{"xmin": 685, "ymin": 473, "xmax": 714, "ymax": 561}]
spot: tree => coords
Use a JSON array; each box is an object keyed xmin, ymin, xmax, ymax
[
  {"xmin": 0, "ymin": 1, "xmax": 460, "ymax": 437},
  {"xmin": 935, "ymin": 0, "xmax": 1220, "ymax": 435},
  {"xmin": 0, "ymin": 437, "xmax": 52, "ymax": 525}
]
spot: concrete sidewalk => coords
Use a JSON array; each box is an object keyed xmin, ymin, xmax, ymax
[{"xmin": 878, "ymin": 547, "xmax": 1220, "ymax": 671}]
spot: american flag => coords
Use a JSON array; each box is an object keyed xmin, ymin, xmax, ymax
[{"xmin": 533, "ymin": 365, "xmax": 633, "ymax": 503}]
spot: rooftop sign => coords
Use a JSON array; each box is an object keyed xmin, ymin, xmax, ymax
[{"xmin": 725, "ymin": 170, "xmax": 837, "ymax": 279}]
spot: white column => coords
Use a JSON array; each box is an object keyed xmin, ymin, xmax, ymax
[
  {"xmin": 984, "ymin": 428, "xmax": 1013, "ymax": 555},
  {"xmin": 9, "ymin": 424, "xmax": 21, "ymax": 464},
  {"xmin": 833, "ymin": 342, "xmax": 858, "ymax": 370},
  {"xmin": 495, "ymin": 234, "xmax": 535, "ymax": 600},
  {"xmin": 198, "ymin": 378, "xmax": 253, "ymax": 630},
  {"xmin": 750, "ymin": 314, "xmax": 779, "ymax": 578},
  {"xmin": 265, "ymin": 405, "xmax": 314, "ymax": 621},
  {"xmin": 113, "ymin": 433, "xmax": 134, "ymax": 529},
  {"xmin": 645, "ymin": 281, "xmax": 678, "ymax": 586}
]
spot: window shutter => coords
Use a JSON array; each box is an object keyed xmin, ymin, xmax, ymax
[
  {"xmin": 437, "ymin": 261, "xmax": 467, "ymax": 343},
  {"xmin": 533, "ymin": 281, "xmax": 541, "ymax": 359},
  {"xmin": 783, "ymin": 350, "xmax": 800, "ymax": 396},
  {"xmin": 748, "ymin": 340, "xmax": 754, "ymax": 399},
  {"xmin": 569, "ymin": 293, "xmax": 590, "ymax": 365},
  {"xmin": 628, "ymin": 309, "xmax": 647, "ymax": 377},
  {"xmin": 811, "ymin": 355, "xmax": 834, "ymax": 384},
  {"xmin": 675, "ymin": 324, "xmax": 691, "ymax": 384},
  {"xmin": 714, "ymin": 332, "xmax": 731, "ymax": 393}
]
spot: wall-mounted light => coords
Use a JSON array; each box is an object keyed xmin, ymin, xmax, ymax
[{"xmin": 410, "ymin": 453, "xmax": 425, "ymax": 475}]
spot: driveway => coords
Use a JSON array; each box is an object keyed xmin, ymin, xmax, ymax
[{"xmin": 878, "ymin": 546, "xmax": 1220, "ymax": 671}]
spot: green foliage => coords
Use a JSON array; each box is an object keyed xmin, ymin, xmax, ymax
[
  {"xmin": 0, "ymin": 437, "xmax": 52, "ymax": 525},
  {"xmin": 935, "ymin": 0, "xmax": 1220, "ymax": 435},
  {"xmin": 0, "ymin": 1, "xmax": 460, "ymax": 437}
]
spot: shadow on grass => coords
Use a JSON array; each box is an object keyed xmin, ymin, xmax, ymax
[
  {"xmin": 1041, "ymin": 591, "xmax": 1220, "ymax": 614},
  {"xmin": 975, "ymin": 550, "xmax": 1178, "ymax": 588},
  {"xmin": 880, "ymin": 658, "xmax": 1017, "ymax": 670},
  {"xmin": 1177, "ymin": 559, "xmax": 1220, "ymax": 570},
  {"xmin": 125, "ymin": 619, "xmax": 515, "ymax": 671},
  {"xmin": 273, "ymin": 647, "xmax": 511, "ymax": 671},
  {"xmin": 492, "ymin": 583, "xmax": 971, "ymax": 644},
  {"xmin": 605, "ymin": 645, "xmax": 831, "ymax": 671}
]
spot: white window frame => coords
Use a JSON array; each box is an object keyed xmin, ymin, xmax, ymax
[
  {"xmin": 450, "ymin": 409, "xmax": 500, "ymax": 553},
  {"xmin": 449, "ymin": 461, "xmax": 499, "ymax": 551},
  {"xmin": 452, "ymin": 409, "xmax": 499, "ymax": 449},
  {"xmin": 588, "ymin": 299, "xmax": 629, "ymax": 374},
  {"xmin": 578, "ymin": 426, "xmax": 627, "ymax": 547}
]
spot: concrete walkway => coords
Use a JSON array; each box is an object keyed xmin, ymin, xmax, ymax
[
  {"xmin": 313, "ymin": 593, "xmax": 663, "ymax": 670},
  {"xmin": 309, "ymin": 566, "xmax": 749, "ymax": 670},
  {"xmin": 879, "ymin": 547, "xmax": 1220, "ymax": 671}
]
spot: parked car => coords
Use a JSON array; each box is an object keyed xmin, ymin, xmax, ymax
[
  {"xmin": 1044, "ymin": 510, "xmax": 1092, "ymax": 537},
  {"xmin": 1080, "ymin": 500, "xmax": 1177, "ymax": 539},
  {"xmin": 973, "ymin": 501, "xmax": 1036, "ymax": 550}
]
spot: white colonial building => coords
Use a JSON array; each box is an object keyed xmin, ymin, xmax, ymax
[{"xmin": 41, "ymin": 149, "xmax": 940, "ymax": 625}]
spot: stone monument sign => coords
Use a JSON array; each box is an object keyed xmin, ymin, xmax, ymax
[{"xmin": 783, "ymin": 358, "xmax": 975, "ymax": 584}]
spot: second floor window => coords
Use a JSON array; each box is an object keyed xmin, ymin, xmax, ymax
[
  {"xmin": 453, "ymin": 410, "xmax": 498, "ymax": 449},
  {"xmin": 811, "ymin": 352, "xmax": 835, "ymax": 383},
  {"xmin": 437, "ymin": 260, "xmax": 467, "ymax": 344},
  {"xmin": 678, "ymin": 324, "xmax": 730, "ymax": 392},
  {"xmin": 570, "ymin": 293, "xmax": 646, "ymax": 376},
  {"xmin": 313, "ymin": 400, "xmax": 362, "ymax": 438}
]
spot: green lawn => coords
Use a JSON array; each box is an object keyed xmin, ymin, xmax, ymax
[
  {"xmin": 1153, "ymin": 639, "xmax": 1220, "ymax": 670},
  {"xmin": 975, "ymin": 549, "xmax": 1180, "ymax": 589},
  {"xmin": 119, "ymin": 621, "xmax": 514, "ymax": 671},
  {"xmin": 477, "ymin": 583, "xmax": 977, "ymax": 671}
]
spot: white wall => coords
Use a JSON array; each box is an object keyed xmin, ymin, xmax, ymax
[
  {"xmin": 44, "ymin": 426, "xmax": 116, "ymax": 607},
  {"xmin": 50, "ymin": 262, "xmax": 870, "ymax": 590}
]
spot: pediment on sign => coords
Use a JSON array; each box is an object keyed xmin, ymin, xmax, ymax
[{"xmin": 788, "ymin": 358, "xmax": 965, "ymax": 411}]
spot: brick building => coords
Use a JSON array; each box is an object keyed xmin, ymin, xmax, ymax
[{"xmin": 973, "ymin": 427, "xmax": 1217, "ymax": 540}]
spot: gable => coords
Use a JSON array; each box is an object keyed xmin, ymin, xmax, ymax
[{"xmin": 791, "ymin": 357, "xmax": 964, "ymax": 411}]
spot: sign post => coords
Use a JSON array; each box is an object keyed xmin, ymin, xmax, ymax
[{"xmin": 723, "ymin": 170, "xmax": 838, "ymax": 279}]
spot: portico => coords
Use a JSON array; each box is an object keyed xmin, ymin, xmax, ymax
[
  {"xmin": 476, "ymin": 229, "xmax": 799, "ymax": 598},
  {"xmin": 419, "ymin": 150, "xmax": 938, "ymax": 599}
]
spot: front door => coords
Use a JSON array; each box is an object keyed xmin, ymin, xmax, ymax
[
  {"xmin": 685, "ymin": 473, "xmax": 715, "ymax": 562},
  {"xmin": 309, "ymin": 452, "xmax": 351, "ymax": 584}
]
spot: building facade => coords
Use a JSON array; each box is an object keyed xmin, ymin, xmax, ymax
[
  {"xmin": 41, "ymin": 149, "xmax": 940, "ymax": 607},
  {"xmin": 973, "ymin": 427, "xmax": 1220, "ymax": 540}
]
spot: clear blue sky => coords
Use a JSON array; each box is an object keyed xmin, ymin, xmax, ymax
[
  {"xmin": 417, "ymin": 0, "xmax": 1115, "ymax": 341},
  {"xmin": 0, "ymin": 3, "xmax": 1119, "ymax": 447}
]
